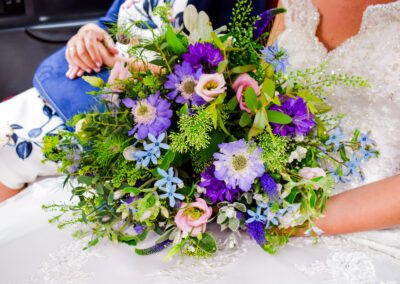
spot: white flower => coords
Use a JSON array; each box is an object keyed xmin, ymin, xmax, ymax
[
  {"xmin": 294, "ymin": 135, "xmax": 305, "ymax": 142},
  {"xmin": 196, "ymin": 185, "xmax": 206, "ymax": 194},
  {"xmin": 195, "ymin": 73, "xmax": 227, "ymax": 102},
  {"xmin": 0, "ymin": 122, "xmax": 13, "ymax": 148},
  {"xmin": 288, "ymin": 146, "xmax": 308, "ymax": 163},
  {"xmin": 278, "ymin": 205, "xmax": 303, "ymax": 229}
]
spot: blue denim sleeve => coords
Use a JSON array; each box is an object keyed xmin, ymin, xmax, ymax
[{"xmin": 97, "ymin": 0, "xmax": 125, "ymax": 30}]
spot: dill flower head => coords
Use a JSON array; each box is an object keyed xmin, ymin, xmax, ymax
[
  {"xmin": 256, "ymin": 133, "xmax": 288, "ymax": 172},
  {"xmin": 213, "ymin": 139, "xmax": 265, "ymax": 192}
]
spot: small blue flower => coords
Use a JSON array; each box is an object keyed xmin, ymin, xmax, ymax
[
  {"xmin": 329, "ymin": 168, "xmax": 351, "ymax": 183},
  {"xmin": 246, "ymin": 206, "xmax": 267, "ymax": 224},
  {"xmin": 261, "ymin": 42, "xmax": 289, "ymax": 73},
  {"xmin": 134, "ymin": 148, "xmax": 159, "ymax": 168},
  {"xmin": 326, "ymin": 128, "xmax": 345, "ymax": 150},
  {"xmin": 264, "ymin": 206, "xmax": 286, "ymax": 229},
  {"xmin": 159, "ymin": 184, "xmax": 185, "ymax": 207},
  {"xmin": 144, "ymin": 133, "xmax": 170, "ymax": 157},
  {"xmin": 360, "ymin": 148, "xmax": 376, "ymax": 161},
  {"xmin": 343, "ymin": 154, "xmax": 362, "ymax": 178},
  {"xmin": 155, "ymin": 167, "xmax": 183, "ymax": 191},
  {"xmin": 358, "ymin": 132, "xmax": 374, "ymax": 149}
]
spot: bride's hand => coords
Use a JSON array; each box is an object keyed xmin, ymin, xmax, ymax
[{"xmin": 66, "ymin": 23, "xmax": 119, "ymax": 79}]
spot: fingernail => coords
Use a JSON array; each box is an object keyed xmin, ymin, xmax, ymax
[
  {"xmin": 77, "ymin": 70, "xmax": 84, "ymax": 77},
  {"xmin": 95, "ymin": 68, "xmax": 101, "ymax": 73},
  {"xmin": 86, "ymin": 69, "xmax": 91, "ymax": 73},
  {"xmin": 66, "ymin": 71, "xmax": 70, "ymax": 77},
  {"xmin": 96, "ymin": 62, "xmax": 102, "ymax": 68}
]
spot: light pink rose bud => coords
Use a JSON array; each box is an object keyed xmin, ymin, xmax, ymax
[
  {"xmin": 194, "ymin": 73, "xmax": 227, "ymax": 102},
  {"xmin": 299, "ymin": 167, "xmax": 326, "ymax": 180},
  {"xmin": 174, "ymin": 198, "xmax": 213, "ymax": 236},
  {"xmin": 232, "ymin": 73, "xmax": 260, "ymax": 113}
]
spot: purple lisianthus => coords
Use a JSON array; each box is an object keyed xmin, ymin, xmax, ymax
[
  {"xmin": 260, "ymin": 173, "xmax": 279, "ymax": 202},
  {"xmin": 213, "ymin": 139, "xmax": 265, "ymax": 192},
  {"xmin": 270, "ymin": 96, "xmax": 315, "ymax": 137},
  {"xmin": 247, "ymin": 220, "xmax": 267, "ymax": 246},
  {"xmin": 123, "ymin": 91, "xmax": 172, "ymax": 140},
  {"xmin": 253, "ymin": 8, "xmax": 286, "ymax": 40},
  {"xmin": 164, "ymin": 62, "xmax": 206, "ymax": 107},
  {"xmin": 199, "ymin": 165, "xmax": 240, "ymax": 204},
  {"xmin": 182, "ymin": 43, "xmax": 224, "ymax": 71}
]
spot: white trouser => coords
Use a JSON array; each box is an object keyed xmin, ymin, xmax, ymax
[{"xmin": 0, "ymin": 88, "xmax": 64, "ymax": 189}]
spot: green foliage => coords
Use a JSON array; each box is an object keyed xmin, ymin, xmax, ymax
[
  {"xmin": 170, "ymin": 108, "xmax": 213, "ymax": 153},
  {"xmin": 256, "ymin": 133, "xmax": 289, "ymax": 172}
]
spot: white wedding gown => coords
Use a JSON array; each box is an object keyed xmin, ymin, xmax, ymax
[{"xmin": 1, "ymin": 1, "xmax": 400, "ymax": 283}]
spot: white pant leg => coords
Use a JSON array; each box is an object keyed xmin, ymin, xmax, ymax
[{"xmin": 0, "ymin": 88, "xmax": 65, "ymax": 189}]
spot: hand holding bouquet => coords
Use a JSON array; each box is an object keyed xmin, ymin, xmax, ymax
[{"xmin": 44, "ymin": 0, "xmax": 376, "ymax": 259}]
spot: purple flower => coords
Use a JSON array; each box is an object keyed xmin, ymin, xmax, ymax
[
  {"xmin": 134, "ymin": 224, "xmax": 146, "ymax": 234},
  {"xmin": 123, "ymin": 92, "xmax": 172, "ymax": 140},
  {"xmin": 270, "ymin": 96, "xmax": 315, "ymax": 137},
  {"xmin": 182, "ymin": 43, "xmax": 224, "ymax": 71},
  {"xmin": 199, "ymin": 165, "xmax": 241, "ymax": 204},
  {"xmin": 253, "ymin": 8, "xmax": 286, "ymax": 40},
  {"xmin": 164, "ymin": 62, "xmax": 206, "ymax": 107},
  {"xmin": 261, "ymin": 42, "xmax": 289, "ymax": 73},
  {"xmin": 260, "ymin": 173, "xmax": 279, "ymax": 202},
  {"xmin": 247, "ymin": 221, "xmax": 267, "ymax": 246},
  {"xmin": 213, "ymin": 139, "xmax": 265, "ymax": 192}
]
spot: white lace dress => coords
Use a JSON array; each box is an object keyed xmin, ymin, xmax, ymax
[{"xmin": 1, "ymin": 1, "xmax": 400, "ymax": 284}]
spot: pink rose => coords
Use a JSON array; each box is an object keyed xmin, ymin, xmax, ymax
[
  {"xmin": 299, "ymin": 167, "xmax": 326, "ymax": 187},
  {"xmin": 174, "ymin": 198, "xmax": 213, "ymax": 236},
  {"xmin": 194, "ymin": 73, "xmax": 226, "ymax": 102},
  {"xmin": 107, "ymin": 60, "xmax": 131, "ymax": 92},
  {"xmin": 232, "ymin": 73, "xmax": 260, "ymax": 113}
]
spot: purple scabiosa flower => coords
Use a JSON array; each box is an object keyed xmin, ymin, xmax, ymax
[
  {"xmin": 253, "ymin": 8, "xmax": 286, "ymax": 40},
  {"xmin": 213, "ymin": 139, "xmax": 265, "ymax": 192},
  {"xmin": 247, "ymin": 220, "xmax": 267, "ymax": 246},
  {"xmin": 270, "ymin": 96, "xmax": 316, "ymax": 137},
  {"xmin": 123, "ymin": 91, "xmax": 173, "ymax": 140},
  {"xmin": 182, "ymin": 43, "xmax": 224, "ymax": 71},
  {"xmin": 261, "ymin": 42, "xmax": 289, "ymax": 73},
  {"xmin": 164, "ymin": 62, "xmax": 206, "ymax": 107},
  {"xmin": 260, "ymin": 173, "xmax": 279, "ymax": 202},
  {"xmin": 199, "ymin": 165, "xmax": 241, "ymax": 204}
]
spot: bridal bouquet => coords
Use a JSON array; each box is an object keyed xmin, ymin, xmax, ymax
[{"xmin": 43, "ymin": 1, "xmax": 376, "ymax": 259}]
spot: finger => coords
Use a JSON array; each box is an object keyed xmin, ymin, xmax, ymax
[
  {"xmin": 69, "ymin": 44, "xmax": 92, "ymax": 72},
  {"xmin": 75, "ymin": 41, "xmax": 97, "ymax": 72},
  {"xmin": 68, "ymin": 66, "xmax": 79, "ymax": 80},
  {"xmin": 131, "ymin": 61, "xmax": 162, "ymax": 74},
  {"xmin": 97, "ymin": 43, "xmax": 117, "ymax": 68},
  {"xmin": 83, "ymin": 35, "xmax": 103, "ymax": 69},
  {"xmin": 102, "ymin": 34, "xmax": 119, "ymax": 55}
]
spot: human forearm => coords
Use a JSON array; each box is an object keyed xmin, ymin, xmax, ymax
[{"xmin": 315, "ymin": 175, "xmax": 400, "ymax": 235}]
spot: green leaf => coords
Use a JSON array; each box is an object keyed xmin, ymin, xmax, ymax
[
  {"xmin": 107, "ymin": 191, "xmax": 114, "ymax": 205},
  {"xmin": 244, "ymin": 87, "xmax": 258, "ymax": 113},
  {"xmin": 72, "ymin": 186, "xmax": 86, "ymax": 196},
  {"xmin": 84, "ymin": 238, "xmax": 99, "ymax": 250},
  {"xmin": 339, "ymin": 145, "xmax": 349, "ymax": 162},
  {"xmin": 233, "ymin": 202, "xmax": 246, "ymax": 212},
  {"xmin": 119, "ymin": 235, "xmax": 139, "ymax": 246},
  {"xmin": 163, "ymin": 244, "xmax": 182, "ymax": 261},
  {"xmin": 160, "ymin": 150, "xmax": 176, "ymax": 170},
  {"xmin": 218, "ymin": 114, "xmax": 231, "ymax": 136},
  {"xmin": 310, "ymin": 190, "xmax": 317, "ymax": 208},
  {"xmin": 122, "ymin": 187, "xmax": 140, "ymax": 195},
  {"xmin": 211, "ymin": 32, "xmax": 225, "ymax": 50},
  {"xmin": 239, "ymin": 112, "xmax": 252, "ymax": 127},
  {"xmin": 253, "ymin": 109, "xmax": 268, "ymax": 129},
  {"xmin": 77, "ymin": 176, "xmax": 93, "ymax": 185},
  {"xmin": 226, "ymin": 96, "xmax": 238, "ymax": 111},
  {"xmin": 230, "ymin": 64, "xmax": 256, "ymax": 74},
  {"xmin": 196, "ymin": 233, "xmax": 217, "ymax": 254},
  {"xmin": 179, "ymin": 104, "xmax": 189, "ymax": 116},
  {"xmin": 228, "ymin": 218, "xmax": 240, "ymax": 231},
  {"xmin": 217, "ymin": 213, "xmax": 228, "ymax": 224},
  {"xmin": 287, "ymin": 188, "xmax": 300, "ymax": 204},
  {"xmin": 165, "ymin": 25, "xmax": 186, "ymax": 54},
  {"xmin": 96, "ymin": 183, "xmax": 104, "ymax": 195},
  {"xmin": 261, "ymin": 78, "xmax": 276, "ymax": 98},
  {"xmin": 217, "ymin": 60, "xmax": 228, "ymax": 73},
  {"xmin": 82, "ymin": 76, "xmax": 104, "ymax": 88},
  {"xmin": 267, "ymin": 110, "xmax": 292, "ymax": 124},
  {"xmin": 149, "ymin": 59, "xmax": 165, "ymax": 66}
]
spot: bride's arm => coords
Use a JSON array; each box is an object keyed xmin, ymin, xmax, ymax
[{"xmin": 314, "ymin": 175, "xmax": 400, "ymax": 235}]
